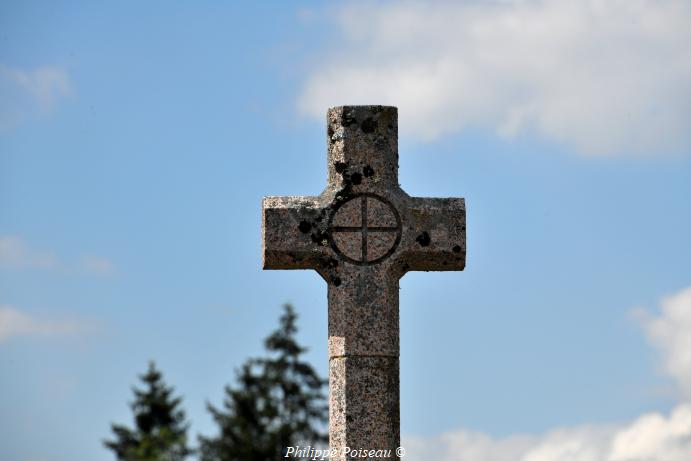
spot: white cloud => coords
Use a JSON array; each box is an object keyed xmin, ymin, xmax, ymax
[
  {"xmin": 403, "ymin": 405, "xmax": 691, "ymax": 460},
  {"xmin": 299, "ymin": 0, "xmax": 691, "ymax": 156},
  {"xmin": 635, "ymin": 286, "xmax": 691, "ymax": 399},
  {"xmin": 610, "ymin": 405, "xmax": 691, "ymax": 460},
  {"xmin": 0, "ymin": 305, "xmax": 89, "ymax": 342},
  {"xmin": 0, "ymin": 235, "xmax": 59, "ymax": 269},
  {"xmin": 404, "ymin": 430, "xmax": 541, "ymax": 461},
  {"xmin": 80, "ymin": 255, "xmax": 115, "ymax": 275},
  {"xmin": 0, "ymin": 64, "xmax": 72, "ymax": 131},
  {"xmin": 403, "ymin": 285, "xmax": 691, "ymax": 460}
]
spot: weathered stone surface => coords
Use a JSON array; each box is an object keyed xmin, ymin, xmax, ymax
[
  {"xmin": 262, "ymin": 105, "xmax": 466, "ymax": 460},
  {"xmin": 330, "ymin": 357, "xmax": 399, "ymax": 456}
]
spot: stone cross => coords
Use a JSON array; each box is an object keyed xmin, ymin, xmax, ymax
[{"xmin": 262, "ymin": 106, "xmax": 466, "ymax": 460}]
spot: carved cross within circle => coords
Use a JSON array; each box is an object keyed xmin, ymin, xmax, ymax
[{"xmin": 328, "ymin": 193, "xmax": 402, "ymax": 266}]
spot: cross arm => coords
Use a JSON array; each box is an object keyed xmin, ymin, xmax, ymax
[
  {"xmin": 262, "ymin": 196, "xmax": 331, "ymax": 270},
  {"xmin": 397, "ymin": 197, "xmax": 466, "ymax": 272}
]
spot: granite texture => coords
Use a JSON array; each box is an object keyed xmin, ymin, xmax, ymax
[{"xmin": 262, "ymin": 105, "xmax": 466, "ymax": 460}]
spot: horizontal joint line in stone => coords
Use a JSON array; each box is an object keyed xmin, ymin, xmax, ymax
[
  {"xmin": 329, "ymin": 354, "xmax": 399, "ymax": 360},
  {"xmin": 331, "ymin": 226, "xmax": 398, "ymax": 232}
]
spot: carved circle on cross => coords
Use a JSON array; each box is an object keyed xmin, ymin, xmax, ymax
[{"xmin": 328, "ymin": 193, "xmax": 402, "ymax": 266}]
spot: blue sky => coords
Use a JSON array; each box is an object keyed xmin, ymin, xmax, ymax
[{"xmin": 1, "ymin": 1, "xmax": 691, "ymax": 460}]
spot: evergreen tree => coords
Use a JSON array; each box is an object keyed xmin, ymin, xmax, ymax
[
  {"xmin": 104, "ymin": 362, "xmax": 192, "ymax": 461},
  {"xmin": 199, "ymin": 304, "xmax": 328, "ymax": 461}
]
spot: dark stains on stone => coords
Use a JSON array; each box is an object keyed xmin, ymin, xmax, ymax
[
  {"xmin": 452, "ymin": 245, "xmax": 462, "ymax": 253},
  {"xmin": 323, "ymin": 257, "xmax": 339, "ymax": 269},
  {"xmin": 318, "ymin": 256, "xmax": 341, "ymax": 286},
  {"xmin": 334, "ymin": 183, "xmax": 354, "ymax": 203},
  {"xmin": 342, "ymin": 112, "xmax": 356, "ymax": 127},
  {"xmin": 328, "ymin": 124, "xmax": 334, "ymax": 139},
  {"xmin": 361, "ymin": 117, "xmax": 378, "ymax": 133},
  {"xmin": 296, "ymin": 208, "xmax": 333, "ymax": 247},
  {"xmin": 416, "ymin": 231, "xmax": 431, "ymax": 247},
  {"xmin": 333, "ymin": 161, "xmax": 361, "ymax": 201},
  {"xmin": 311, "ymin": 229, "xmax": 329, "ymax": 246},
  {"xmin": 333, "ymin": 159, "xmax": 377, "ymax": 194}
]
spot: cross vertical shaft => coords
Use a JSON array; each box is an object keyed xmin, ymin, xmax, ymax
[
  {"xmin": 325, "ymin": 107, "xmax": 402, "ymax": 460},
  {"xmin": 262, "ymin": 106, "xmax": 466, "ymax": 460},
  {"xmin": 328, "ymin": 264, "xmax": 400, "ymax": 459}
]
